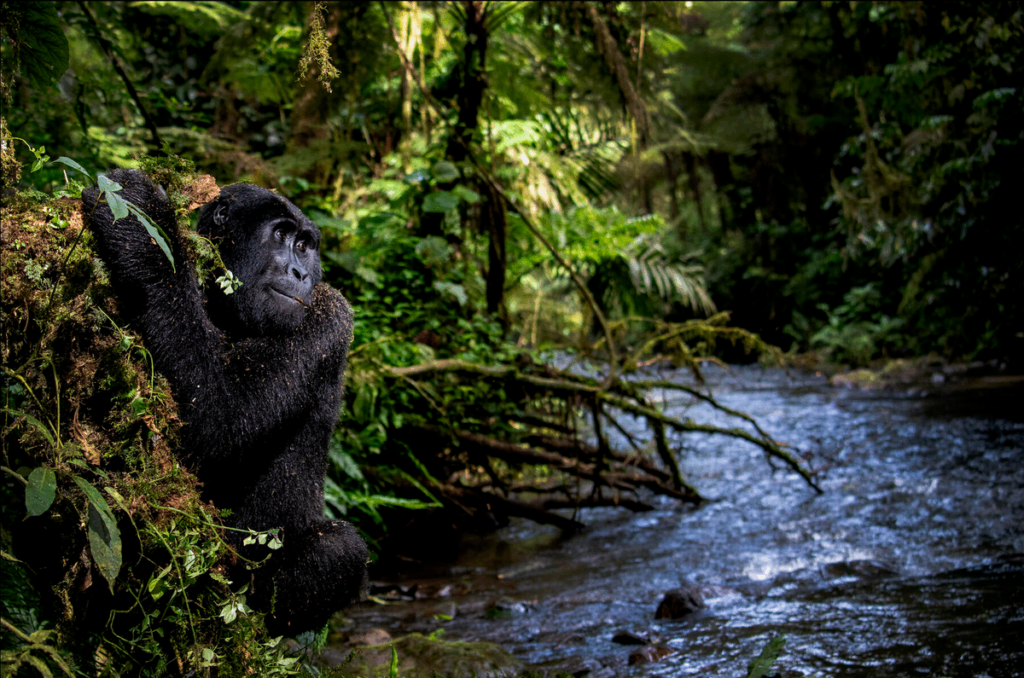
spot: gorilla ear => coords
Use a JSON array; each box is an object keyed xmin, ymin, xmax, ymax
[{"xmin": 213, "ymin": 202, "xmax": 230, "ymax": 227}]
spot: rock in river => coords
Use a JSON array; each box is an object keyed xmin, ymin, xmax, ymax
[{"xmin": 654, "ymin": 585, "xmax": 705, "ymax": 619}]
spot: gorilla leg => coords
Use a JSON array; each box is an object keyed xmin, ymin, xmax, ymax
[{"xmin": 255, "ymin": 520, "xmax": 368, "ymax": 636}]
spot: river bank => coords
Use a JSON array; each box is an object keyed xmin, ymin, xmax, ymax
[{"xmin": 322, "ymin": 365, "xmax": 1024, "ymax": 677}]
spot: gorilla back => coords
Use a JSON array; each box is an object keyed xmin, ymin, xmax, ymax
[{"xmin": 83, "ymin": 170, "xmax": 367, "ymax": 636}]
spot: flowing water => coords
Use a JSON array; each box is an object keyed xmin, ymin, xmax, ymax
[{"xmin": 340, "ymin": 367, "xmax": 1024, "ymax": 677}]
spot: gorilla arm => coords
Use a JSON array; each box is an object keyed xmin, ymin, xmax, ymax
[{"xmin": 83, "ymin": 169, "xmax": 351, "ymax": 462}]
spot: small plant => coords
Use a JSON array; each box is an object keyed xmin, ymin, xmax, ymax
[{"xmin": 810, "ymin": 284, "xmax": 905, "ymax": 365}]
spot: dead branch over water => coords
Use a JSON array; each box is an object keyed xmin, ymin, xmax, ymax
[{"xmin": 375, "ymin": 356, "xmax": 820, "ymax": 530}]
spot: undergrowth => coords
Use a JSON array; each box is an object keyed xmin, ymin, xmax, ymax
[{"xmin": 0, "ymin": 158, "xmax": 307, "ymax": 676}]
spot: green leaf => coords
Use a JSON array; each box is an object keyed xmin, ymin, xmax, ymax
[
  {"xmin": 87, "ymin": 503, "xmax": 122, "ymax": 590},
  {"xmin": 73, "ymin": 477, "xmax": 121, "ymax": 589},
  {"xmin": 647, "ymin": 27, "xmax": 687, "ymax": 56},
  {"xmin": 1, "ymin": 407, "xmax": 55, "ymax": 447},
  {"xmin": 389, "ymin": 645, "xmax": 399, "ymax": 678},
  {"xmin": 422, "ymin": 191, "xmax": 459, "ymax": 213},
  {"xmin": 433, "ymin": 281, "xmax": 467, "ymax": 306},
  {"xmin": 431, "ymin": 160, "xmax": 460, "ymax": 182},
  {"xmin": 96, "ymin": 174, "xmax": 122, "ymax": 193},
  {"xmin": 128, "ymin": 1, "xmax": 249, "ymax": 37},
  {"xmin": 25, "ymin": 468, "xmax": 57, "ymax": 517},
  {"xmin": 352, "ymin": 384, "xmax": 378, "ymax": 424},
  {"xmin": 368, "ymin": 179, "xmax": 411, "ymax": 201},
  {"xmin": 54, "ymin": 157, "xmax": 90, "ymax": 177},
  {"xmin": 13, "ymin": 2, "xmax": 70, "ymax": 90},
  {"xmin": 103, "ymin": 189, "xmax": 130, "ymax": 222},
  {"xmin": 452, "ymin": 184, "xmax": 482, "ymax": 204},
  {"xmin": 98, "ymin": 177, "xmax": 177, "ymax": 272},
  {"xmin": 747, "ymin": 635, "xmax": 786, "ymax": 678},
  {"xmin": 328, "ymin": 441, "xmax": 365, "ymax": 482}
]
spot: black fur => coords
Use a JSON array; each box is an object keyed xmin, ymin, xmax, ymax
[{"xmin": 83, "ymin": 169, "xmax": 367, "ymax": 636}]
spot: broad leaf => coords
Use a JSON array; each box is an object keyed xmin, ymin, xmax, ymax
[
  {"xmin": 54, "ymin": 157, "xmax": 90, "ymax": 177},
  {"xmin": 101, "ymin": 186, "xmax": 130, "ymax": 222},
  {"xmin": 127, "ymin": 203, "xmax": 176, "ymax": 272},
  {"xmin": 95, "ymin": 174, "xmax": 122, "ymax": 192},
  {"xmin": 431, "ymin": 160, "xmax": 460, "ymax": 182},
  {"xmin": 452, "ymin": 184, "xmax": 482, "ymax": 204},
  {"xmin": 73, "ymin": 477, "xmax": 121, "ymax": 589},
  {"xmin": 25, "ymin": 468, "xmax": 56, "ymax": 516},
  {"xmin": 422, "ymin": 191, "xmax": 459, "ymax": 213}
]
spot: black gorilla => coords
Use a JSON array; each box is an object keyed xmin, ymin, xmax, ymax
[{"xmin": 83, "ymin": 169, "xmax": 367, "ymax": 636}]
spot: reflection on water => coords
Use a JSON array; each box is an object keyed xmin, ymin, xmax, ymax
[{"xmin": 342, "ymin": 367, "xmax": 1024, "ymax": 677}]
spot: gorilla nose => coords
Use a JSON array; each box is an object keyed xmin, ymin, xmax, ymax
[{"xmin": 290, "ymin": 265, "xmax": 309, "ymax": 282}]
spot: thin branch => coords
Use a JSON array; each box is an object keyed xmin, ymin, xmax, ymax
[{"xmin": 77, "ymin": 2, "xmax": 163, "ymax": 151}]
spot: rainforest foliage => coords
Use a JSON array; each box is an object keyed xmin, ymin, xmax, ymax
[{"xmin": 1, "ymin": 2, "xmax": 1021, "ymax": 676}]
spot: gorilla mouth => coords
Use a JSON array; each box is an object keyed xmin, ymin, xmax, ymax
[{"xmin": 270, "ymin": 286, "xmax": 306, "ymax": 306}]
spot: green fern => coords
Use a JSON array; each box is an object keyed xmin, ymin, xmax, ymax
[{"xmin": 623, "ymin": 234, "xmax": 716, "ymax": 315}]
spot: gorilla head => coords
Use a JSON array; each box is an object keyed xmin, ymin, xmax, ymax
[{"xmin": 197, "ymin": 184, "xmax": 322, "ymax": 336}]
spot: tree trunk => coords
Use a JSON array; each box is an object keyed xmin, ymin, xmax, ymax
[
  {"xmin": 663, "ymin": 150, "xmax": 681, "ymax": 224},
  {"xmin": 483, "ymin": 180, "xmax": 507, "ymax": 322},
  {"xmin": 583, "ymin": 2, "xmax": 651, "ymax": 147},
  {"xmin": 683, "ymin": 152, "xmax": 707, "ymax": 234}
]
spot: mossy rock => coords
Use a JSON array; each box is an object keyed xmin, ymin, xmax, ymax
[{"xmin": 324, "ymin": 633, "xmax": 526, "ymax": 678}]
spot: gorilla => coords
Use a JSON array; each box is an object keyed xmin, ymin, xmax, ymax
[{"xmin": 83, "ymin": 169, "xmax": 367, "ymax": 636}]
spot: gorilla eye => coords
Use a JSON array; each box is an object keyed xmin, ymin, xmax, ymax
[
  {"xmin": 296, "ymin": 240, "xmax": 307, "ymax": 252},
  {"xmin": 274, "ymin": 227, "xmax": 286, "ymax": 242}
]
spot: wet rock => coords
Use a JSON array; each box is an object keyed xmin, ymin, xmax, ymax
[
  {"xmin": 370, "ymin": 582, "xmax": 418, "ymax": 600},
  {"xmin": 328, "ymin": 633, "xmax": 524, "ymax": 678},
  {"xmin": 819, "ymin": 559, "xmax": 895, "ymax": 580},
  {"xmin": 628, "ymin": 644, "xmax": 676, "ymax": 665},
  {"xmin": 485, "ymin": 597, "xmax": 534, "ymax": 618},
  {"xmin": 611, "ymin": 631, "xmax": 650, "ymax": 646},
  {"xmin": 539, "ymin": 656, "xmax": 609, "ymax": 677},
  {"xmin": 654, "ymin": 585, "xmax": 705, "ymax": 619},
  {"xmin": 532, "ymin": 629, "xmax": 587, "ymax": 647},
  {"xmin": 347, "ymin": 628, "xmax": 393, "ymax": 646},
  {"xmin": 830, "ymin": 369, "xmax": 881, "ymax": 388}
]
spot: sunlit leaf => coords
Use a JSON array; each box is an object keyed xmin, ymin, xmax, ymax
[{"xmin": 54, "ymin": 157, "xmax": 90, "ymax": 177}]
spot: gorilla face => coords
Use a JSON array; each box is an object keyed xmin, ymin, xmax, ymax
[{"xmin": 198, "ymin": 185, "xmax": 323, "ymax": 336}]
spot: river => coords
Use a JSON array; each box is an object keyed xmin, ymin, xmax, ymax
[{"xmin": 338, "ymin": 366, "xmax": 1024, "ymax": 677}]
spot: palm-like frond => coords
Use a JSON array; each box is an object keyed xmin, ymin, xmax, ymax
[{"xmin": 623, "ymin": 234, "xmax": 716, "ymax": 316}]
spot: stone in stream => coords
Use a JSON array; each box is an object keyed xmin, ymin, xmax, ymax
[
  {"xmin": 611, "ymin": 631, "xmax": 651, "ymax": 645},
  {"xmin": 628, "ymin": 643, "xmax": 677, "ymax": 665},
  {"xmin": 819, "ymin": 559, "xmax": 895, "ymax": 580},
  {"xmin": 485, "ymin": 597, "xmax": 535, "ymax": 618},
  {"xmin": 346, "ymin": 628, "xmax": 392, "ymax": 646},
  {"xmin": 654, "ymin": 585, "xmax": 706, "ymax": 619}
]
